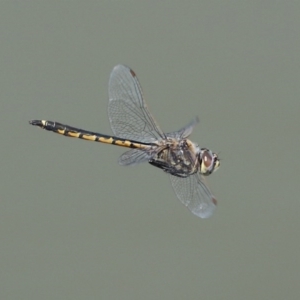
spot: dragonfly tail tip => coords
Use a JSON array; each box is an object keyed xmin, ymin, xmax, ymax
[{"xmin": 29, "ymin": 120, "xmax": 43, "ymax": 127}]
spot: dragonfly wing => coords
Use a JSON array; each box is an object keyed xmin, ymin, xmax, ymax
[
  {"xmin": 170, "ymin": 173, "xmax": 217, "ymax": 218},
  {"xmin": 118, "ymin": 149, "xmax": 152, "ymax": 166},
  {"xmin": 108, "ymin": 65, "xmax": 165, "ymax": 142},
  {"xmin": 166, "ymin": 117, "xmax": 199, "ymax": 139}
]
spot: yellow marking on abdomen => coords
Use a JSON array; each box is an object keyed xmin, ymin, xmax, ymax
[
  {"xmin": 98, "ymin": 137, "xmax": 114, "ymax": 144},
  {"xmin": 81, "ymin": 134, "xmax": 97, "ymax": 141},
  {"xmin": 68, "ymin": 131, "xmax": 81, "ymax": 138},
  {"xmin": 51, "ymin": 125, "xmax": 148, "ymax": 149},
  {"xmin": 57, "ymin": 129, "xmax": 81, "ymax": 138},
  {"xmin": 97, "ymin": 137, "xmax": 146, "ymax": 149},
  {"xmin": 57, "ymin": 129, "xmax": 66, "ymax": 135}
]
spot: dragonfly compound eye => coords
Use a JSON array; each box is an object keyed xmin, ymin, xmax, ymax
[
  {"xmin": 200, "ymin": 149, "xmax": 219, "ymax": 175},
  {"xmin": 203, "ymin": 151, "xmax": 213, "ymax": 169}
]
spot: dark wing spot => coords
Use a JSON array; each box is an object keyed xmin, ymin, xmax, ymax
[
  {"xmin": 212, "ymin": 197, "xmax": 217, "ymax": 206},
  {"xmin": 130, "ymin": 69, "xmax": 136, "ymax": 77}
]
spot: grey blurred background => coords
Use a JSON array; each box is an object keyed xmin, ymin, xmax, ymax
[{"xmin": 1, "ymin": 1, "xmax": 300, "ymax": 299}]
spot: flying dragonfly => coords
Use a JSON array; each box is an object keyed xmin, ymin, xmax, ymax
[{"xmin": 30, "ymin": 65, "xmax": 220, "ymax": 218}]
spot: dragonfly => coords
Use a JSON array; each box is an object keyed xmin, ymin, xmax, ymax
[{"xmin": 30, "ymin": 65, "xmax": 220, "ymax": 218}]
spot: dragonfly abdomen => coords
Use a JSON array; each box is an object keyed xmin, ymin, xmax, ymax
[{"xmin": 29, "ymin": 120, "xmax": 150, "ymax": 149}]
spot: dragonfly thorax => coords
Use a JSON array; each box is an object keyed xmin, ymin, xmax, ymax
[{"xmin": 149, "ymin": 138, "xmax": 201, "ymax": 178}]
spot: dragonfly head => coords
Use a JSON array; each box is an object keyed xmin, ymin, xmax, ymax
[{"xmin": 199, "ymin": 148, "xmax": 220, "ymax": 176}]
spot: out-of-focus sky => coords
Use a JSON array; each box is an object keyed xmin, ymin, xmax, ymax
[{"xmin": 1, "ymin": 1, "xmax": 300, "ymax": 299}]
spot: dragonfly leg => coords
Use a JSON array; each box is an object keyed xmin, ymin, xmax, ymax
[{"xmin": 149, "ymin": 159, "xmax": 188, "ymax": 178}]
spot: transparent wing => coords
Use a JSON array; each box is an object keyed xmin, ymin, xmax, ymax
[
  {"xmin": 166, "ymin": 117, "xmax": 199, "ymax": 139},
  {"xmin": 118, "ymin": 149, "xmax": 153, "ymax": 166},
  {"xmin": 170, "ymin": 173, "xmax": 217, "ymax": 218},
  {"xmin": 108, "ymin": 65, "xmax": 165, "ymax": 142}
]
